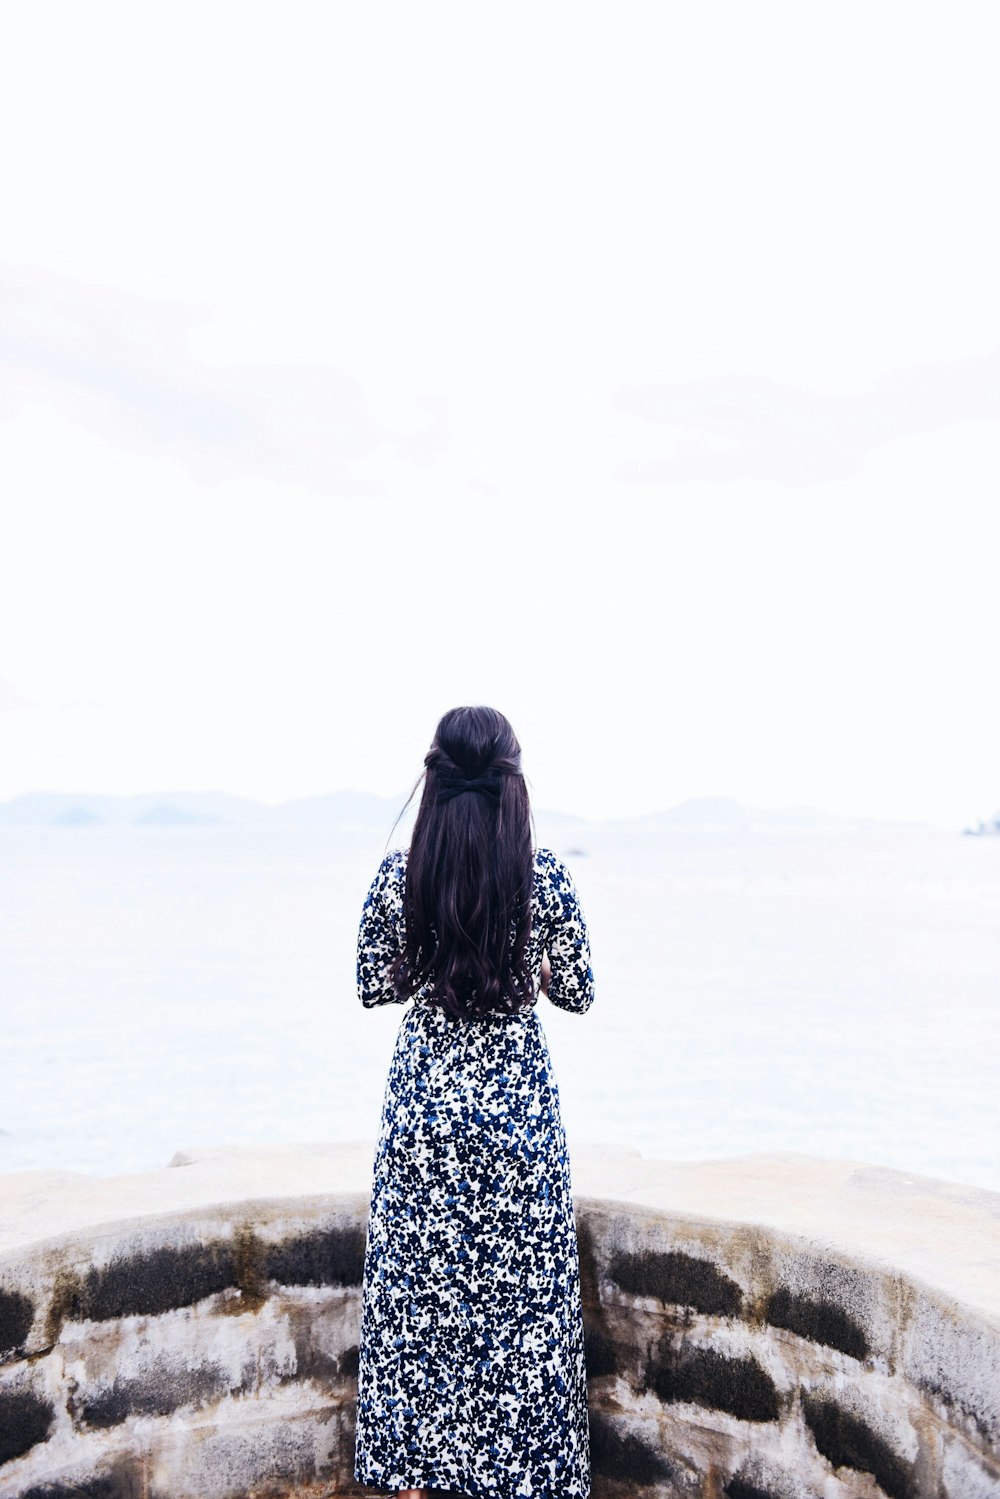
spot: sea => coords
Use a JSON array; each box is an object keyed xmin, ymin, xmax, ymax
[{"xmin": 2, "ymin": 808, "xmax": 998, "ymax": 1190}]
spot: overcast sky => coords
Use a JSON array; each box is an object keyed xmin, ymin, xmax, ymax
[{"xmin": 1, "ymin": 3, "xmax": 997, "ymax": 827}]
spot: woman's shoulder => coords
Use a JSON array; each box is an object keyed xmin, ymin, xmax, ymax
[
  {"xmin": 532, "ymin": 845, "xmax": 576, "ymax": 888},
  {"xmin": 533, "ymin": 845, "xmax": 558, "ymax": 870},
  {"xmin": 369, "ymin": 846, "xmax": 407, "ymax": 894}
]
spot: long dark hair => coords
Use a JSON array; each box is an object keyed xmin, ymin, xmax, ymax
[{"xmin": 388, "ymin": 705, "xmax": 535, "ymax": 1020}]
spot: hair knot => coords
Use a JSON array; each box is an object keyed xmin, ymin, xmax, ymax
[{"xmin": 436, "ymin": 766, "xmax": 503, "ymax": 804}]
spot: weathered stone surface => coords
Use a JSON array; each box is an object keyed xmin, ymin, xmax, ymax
[
  {"xmin": 941, "ymin": 1430, "xmax": 1000, "ymax": 1499},
  {"xmin": 145, "ymin": 1390, "xmax": 351, "ymax": 1499},
  {"xmin": 0, "ymin": 1142, "xmax": 997, "ymax": 1498},
  {"xmin": 277, "ymin": 1297, "xmax": 361, "ymax": 1388},
  {"xmin": 904, "ymin": 1289, "xmax": 1000, "ymax": 1449},
  {"xmin": 19, "ymin": 1484, "xmax": 129, "ymax": 1499}
]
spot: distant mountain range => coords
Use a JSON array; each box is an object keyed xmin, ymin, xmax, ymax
[
  {"xmin": 0, "ymin": 789, "xmax": 408, "ymax": 828},
  {"xmin": 0, "ymin": 789, "xmax": 931, "ymax": 835}
]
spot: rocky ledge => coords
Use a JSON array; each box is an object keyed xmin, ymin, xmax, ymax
[{"xmin": 1, "ymin": 1143, "xmax": 998, "ymax": 1498}]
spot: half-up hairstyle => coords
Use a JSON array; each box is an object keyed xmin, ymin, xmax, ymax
[{"xmin": 389, "ymin": 705, "xmax": 535, "ymax": 1021}]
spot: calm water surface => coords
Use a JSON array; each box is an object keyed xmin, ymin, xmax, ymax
[{"xmin": 2, "ymin": 820, "xmax": 998, "ymax": 1189}]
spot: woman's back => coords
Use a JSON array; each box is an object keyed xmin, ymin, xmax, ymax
[{"xmin": 358, "ymin": 843, "xmax": 595, "ymax": 1017}]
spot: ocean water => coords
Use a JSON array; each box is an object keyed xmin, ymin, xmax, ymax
[{"xmin": 2, "ymin": 818, "xmax": 998, "ymax": 1190}]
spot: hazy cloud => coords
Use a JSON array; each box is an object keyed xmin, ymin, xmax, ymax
[
  {"xmin": 616, "ymin": 356, "xmax": 1000, "ymax": 484},
  {"xmin": 0, "ymin": 271, "xmax": 447, "ymax": 493}
]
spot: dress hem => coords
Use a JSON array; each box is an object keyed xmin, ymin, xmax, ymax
[{"xmin": 354, "ymin": 1459, "xmax": 591, "ymax": 1499}]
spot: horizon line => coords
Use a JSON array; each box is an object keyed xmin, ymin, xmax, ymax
[{"xmin": 0, "ymin": 785, "xmax": 976, "ymax": 832}]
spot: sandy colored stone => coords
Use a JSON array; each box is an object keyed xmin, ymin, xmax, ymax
[{"xmin": 2, "ymin": 1142, "xmax": 998, "ymax": 1322}]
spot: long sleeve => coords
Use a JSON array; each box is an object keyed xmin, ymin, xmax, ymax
[
  {"xmin": 357, "ymin": 850, "xmax": 408, "ymax": 1008},
  {"xmin": 541, "ymin": 851, "xmax": 595, "ymax": 1014}
]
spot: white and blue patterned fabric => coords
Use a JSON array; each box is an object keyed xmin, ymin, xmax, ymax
[{"xmin": 354, "ymin": 845, "xmax": 594, "ymax": 1499}]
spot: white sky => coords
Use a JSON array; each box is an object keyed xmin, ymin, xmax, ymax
[{"xmin": 1, "ymin": 2, "xmax": 998, "ymax": 827}]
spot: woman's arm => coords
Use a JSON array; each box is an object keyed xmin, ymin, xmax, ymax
[
  {"xmin": 356, "ymin": 851, "xmax": 408, "ymax": 1007},
  {"xmin": 542, "ymin": 855, "xmax": 595, "ymax": 1014}
]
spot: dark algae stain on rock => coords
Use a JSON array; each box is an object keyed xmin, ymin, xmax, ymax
[
  {"xmin": 724, "ymin": 1479, "xmax": 780, "ymax": 1499},
  {"xmin": 264, "ymin": 1222, "xmax": 366, "ymax": 1287},
  {"xmin": 765, "ymin": 1287, "xmax": 869, "ymax": 1360},
  {"xmin": 0, "ymin": 1388, "xmax": 55, "ymax": 1466},
  {"xmin": 44, "ymin": 1230, "xmax": 277, "ymax": 1340},
  {"xmin": 588, "ymin": 1410, "xmax": 675, "ymax": 1485},
  {"xmin": 77, "ymin": 1382, "xmax": 134, "ymax": 1431},
  {"xmin": 648, "ymin": 1343, "xmax": 780, "ymax": 1422},
  {"xmin": 582, "ymin": 1319, "xmax": 617, "ymax": 1378},
  {"xmin": 20, "ymin": 1468, "xmax": 142, "ymax": 1499},
  {"xmin": 608, "ymin": 1247, "xmax": 743, "ymax": 1315},
  {"xmin": 46, "ymin": 1241, "xmax": 244, "ymax": 1336},
  {"xmin": 803, "ymin": 1394, "xmax": 915, "ymax": 1499},
  {"xmin": 0, "ymin": 1288, "xmax": 35, "ymax": 1360},
  {"xmin": 78, "ymin": 1363, "xmax": 232, "ymax": 1429},
  {"xmin": 83, "ymin": 1241, "xmax": 236, "ymax": 1320}
]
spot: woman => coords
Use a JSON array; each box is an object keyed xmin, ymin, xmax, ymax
[{"xmin": 353, "ymin": 705, "xmax": 594, "ymax": 1499}]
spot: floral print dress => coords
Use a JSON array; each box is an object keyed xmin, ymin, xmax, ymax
[{"xmin": 354, "ymin": 845, "xmax": 594, "ymax": 1499}]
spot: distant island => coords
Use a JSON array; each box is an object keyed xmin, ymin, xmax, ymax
[
  {"xmin": 964, "ymin": 812, "xmax": 1000, "ymax": 837},
  {"xmin": 0, "ymin": 789, "xmax": 938, "ymax": 836},
  {"xmin": 0, "ymin": 789, "xmax": 406, "ymax": 830}
]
